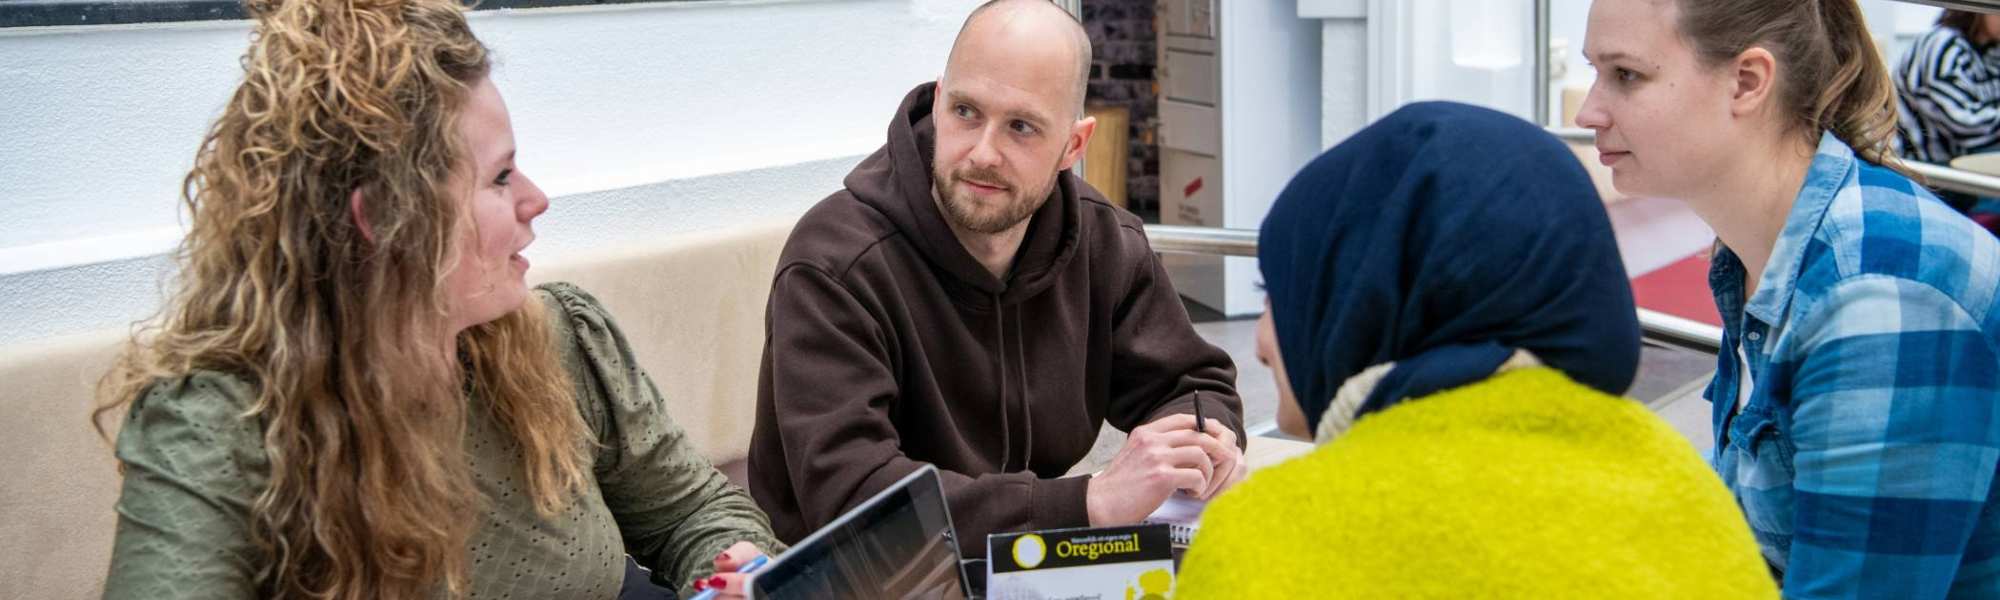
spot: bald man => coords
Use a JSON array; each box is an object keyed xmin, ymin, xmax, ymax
[{"xmin": 748, "ymin": 0, "xmax": 1246, "ymax": 553}]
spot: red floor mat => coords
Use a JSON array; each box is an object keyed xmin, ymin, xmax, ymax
[{"xmin": 1630, "ymin": 252, "xmax": 1722, "ymax": 327}]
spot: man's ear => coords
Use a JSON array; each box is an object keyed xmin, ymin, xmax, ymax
[
  {"xmin": 932, "ymin": 76, "xmax": 947, "ymax": 115},
  {"xmin": 1057, "ymin": 115, "xmax": 1098, "ymax": 172},
  {"xmin": 1728, "ymin": 46, "xmax": 1779, "ymax": 120},
  {"xmin": 349, "ymin": 187, "xmax": 376, "ymax": 243}
]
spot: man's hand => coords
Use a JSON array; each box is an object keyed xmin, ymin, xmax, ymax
[
  {"xmin": 1085, "ymin": 413, "xmax": 1240, "ymax": 526},
  {"xmin": 1195, "ymin": 416, "xmax": 1246, "ymax": 499}
]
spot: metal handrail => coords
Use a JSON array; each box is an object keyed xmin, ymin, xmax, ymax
[
  {"xmin": 1143, "ymin": 224, "xmax": 1724, "ymax": 355},
  {"xmin": 1143, "ymin": 225, "xmax": 1258, "ymax": 257},
  {"xmin": 1533, "ymin": 0, "xmax": 1551, "ymax": 127},
  {"xmin": 1546, "ymin": 127, "xmax": 2000, "ymax": 200},
  {"xmin": 1906, "ymin": 161, "xmax": 2000, "ymax": 198},
  {"xmin": 1545, "ymin": 127, "xmax": 1595, "ymax": 144},
  {"xmin": 1634, "ymin": 308, "xmax": 1724, "ymax": 355}
]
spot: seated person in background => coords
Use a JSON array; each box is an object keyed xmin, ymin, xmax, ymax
[
  {"xmin": 749, "ymin": 0, "xmax": 1244, "ymax": 554},
  {"xmin": 1173, "ymin": 102, "xmax": 1778, "ymax": 598},
  {"xmin": 1897, "ymin": 8, "xmax": 2000, "ymax": 229},
  {"xmin": 94, "ymin": 0, "xmax": 779, "ymax": 597}
]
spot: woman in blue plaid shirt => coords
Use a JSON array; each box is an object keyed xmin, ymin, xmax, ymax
[{"xmin": 1578, "ymin": 0, "xmax": 2000, "ymax": 597}]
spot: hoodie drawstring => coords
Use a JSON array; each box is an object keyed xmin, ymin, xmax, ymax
[
  {"xmin": 993, "ymin": 292, "xmax": 1012, "ymax": 472},
  {"xmin": 1014, "ymin": 306, "xmax": 1033, "ymax": 472},
  {"xmin": 992, "ymin": 295, "xmax": 1036, "ymax": 474}
]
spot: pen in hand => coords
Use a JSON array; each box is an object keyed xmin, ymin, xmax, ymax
[{"xmin": 1193, "ymin": 390, "xmax": 1206, "ymax": 436}]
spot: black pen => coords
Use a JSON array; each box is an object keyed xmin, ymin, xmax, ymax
[{"xmin": 1193, "ymin": 390, "xmax": 1206, "ymax": 435}]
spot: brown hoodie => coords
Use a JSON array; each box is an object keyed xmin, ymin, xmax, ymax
[{"xmin": 748, "ymin": 83, "xmax": 1241, "ymax": 555}]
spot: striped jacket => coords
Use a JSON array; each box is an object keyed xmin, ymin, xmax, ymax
[{"xmin": 1896, "ymin": 26, "xmax": 2000, "ymax": 165}]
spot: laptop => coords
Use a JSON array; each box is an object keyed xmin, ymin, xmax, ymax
[{"xmin": 749, "ymin": 465, "xmax": 971, "ymax": 599}]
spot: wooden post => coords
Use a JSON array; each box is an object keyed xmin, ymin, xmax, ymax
[{"xmin": 1083, "ymin": 104, "xmax": 1131, "ymax": 209}]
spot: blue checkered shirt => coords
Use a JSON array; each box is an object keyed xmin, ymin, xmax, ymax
[{"xmin": 1709, "ymin": 132, "xmax": 2000, "ymax": 598}]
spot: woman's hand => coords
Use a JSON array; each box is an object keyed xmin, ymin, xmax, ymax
[{"xmin": 689, "ymin": 541, "xmax": 767, "ymax": 598}]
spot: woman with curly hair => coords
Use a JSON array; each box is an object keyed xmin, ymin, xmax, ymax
[{"xmin": 93, "ymin": 0, "xmax": 780, "ymax": 597}]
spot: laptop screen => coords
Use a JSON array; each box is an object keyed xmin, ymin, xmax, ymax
[{"xmin": 750, "ymin": 466, "xmax": 969, "ymax": 600}]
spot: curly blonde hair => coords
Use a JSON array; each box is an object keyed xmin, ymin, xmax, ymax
[{"xmin": 94, "ymin": 0, "xmax": 589, "ymax": 597}]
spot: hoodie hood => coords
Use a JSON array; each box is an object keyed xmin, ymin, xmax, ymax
[{"xmin": 841, "ymin": 82, "xmax": 1083, "ymax": 303}]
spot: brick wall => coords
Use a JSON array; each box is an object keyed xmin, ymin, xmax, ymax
[{"xmin": 1081, "ymin": 0, "xmax": 1159, "ymax": 217}]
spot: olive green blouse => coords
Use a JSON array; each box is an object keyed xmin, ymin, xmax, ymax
[{"xmin": 102, "ymin": 282, "xmax": 783, "ymax": 598}]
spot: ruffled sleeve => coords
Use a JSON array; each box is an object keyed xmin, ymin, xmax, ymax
[
  {"xmin": 102, "ymin": 371, "xmax": 269, "ymax": 599},
  {"xmin": 536, "ymin": 282, "xmax": 785, "ymax": 592}
]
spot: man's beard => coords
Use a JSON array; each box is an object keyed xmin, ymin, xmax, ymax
[{"xmin": 932, "ymin": 163, "xmax": 1054, "ymax": 235}]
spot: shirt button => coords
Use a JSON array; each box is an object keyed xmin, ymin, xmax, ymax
[{"xmin": 1747, "ymin": 331, "xmax": 1762, "ymax": 341}]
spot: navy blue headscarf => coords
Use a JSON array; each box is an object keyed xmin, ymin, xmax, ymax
[{"xmin": 1260, "ymin": 102, "xmax": 1640, "ymax": 432}]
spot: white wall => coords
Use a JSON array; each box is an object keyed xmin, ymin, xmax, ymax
[
  {"xmin": 1297, "ymin": 0, "xmax": 1367, "ymax": 150},
  {"xmin": 1309, "ymin": 0, "xmax": 1539, "ymax": 136},
  {"xmin": 1408, "ymin": 0, "xmax": 1535, "ymax": 119},
  {"xmin": 1218, "ymin": 0, "xmax": 1320, "ymax": 316},
  {"xmin": 1877, "ymin": 1, "xmax": 1945, "ymax": 57},
  {"xmin": 0, "ymin": 0, "xmax": 977, "ymax": 345},
  {"xmin": 1550, "ymin": 0, "xmax": 1590, "ymax": 121}
]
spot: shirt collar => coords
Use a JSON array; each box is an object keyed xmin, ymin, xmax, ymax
[{"xmin": 1738, "ymin": 131, "xmax": 1852, "ymax": 324}]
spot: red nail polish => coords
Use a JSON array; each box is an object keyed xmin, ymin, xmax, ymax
[
  {"xmin": 692, "ymin": 579, "xmax": 708, "ymax": 591},
  {"xmin": 709, "ymin": 576, "xmax": 726, "ymax": 589}
]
